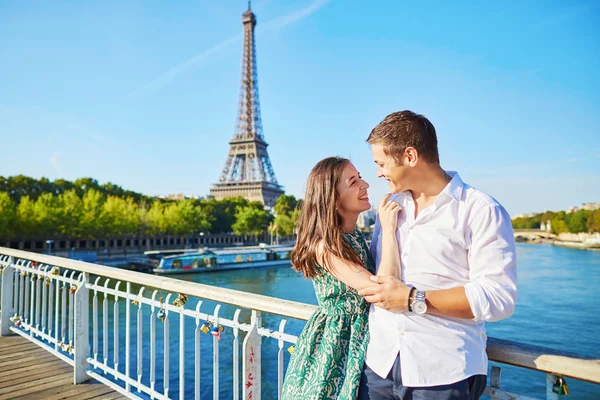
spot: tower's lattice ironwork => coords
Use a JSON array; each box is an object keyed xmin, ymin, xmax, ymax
[{"xmin": 210, "ymin": 3, "xmax": 283, "ymax": 208}]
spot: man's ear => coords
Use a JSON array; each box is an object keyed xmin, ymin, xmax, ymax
[{"xmin": 404, "ymin": 147, "xmax": 419, "ymax": 167}]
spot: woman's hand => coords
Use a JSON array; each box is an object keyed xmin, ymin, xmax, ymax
[{"xmin": 378, "ymin": 193, "xmax": 402, "ymax": 234}]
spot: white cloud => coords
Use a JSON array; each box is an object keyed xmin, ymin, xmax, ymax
[{"xmin": 128, "ymin": 0, "xmax": 333, "ymax": 97}]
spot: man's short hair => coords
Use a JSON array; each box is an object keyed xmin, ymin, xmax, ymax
[{"xmin": 367, "ymin": 110, "xmax": 440, "ymax": 165}]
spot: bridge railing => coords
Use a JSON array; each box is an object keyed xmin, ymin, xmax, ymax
[{"xmin": 1, "ymin": 247, "xmax": 599, "ymax": 400}]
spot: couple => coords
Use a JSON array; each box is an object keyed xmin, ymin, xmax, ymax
[{"xmin": 281, "ymin": 111, "xmax": 518, "ymax": 400}]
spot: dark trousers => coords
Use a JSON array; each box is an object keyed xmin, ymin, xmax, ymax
[{"xmin": 358, "ymin": 355, "xmax": 487, "ymax": 400}]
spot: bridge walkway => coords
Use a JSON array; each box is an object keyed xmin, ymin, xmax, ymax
[{"xmin": 0, "ymin": 335, "xmax": 126, "ymax": 400}]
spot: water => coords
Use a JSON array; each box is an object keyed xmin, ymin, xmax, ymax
[{"xmin": 97, "ymin": 244, "xmax": 600, "ymax": 399}]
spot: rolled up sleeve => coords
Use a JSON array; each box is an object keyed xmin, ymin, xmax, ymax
[{"xmin": 464, "ymin": 203, "xmax": 517, "ymax": 322}]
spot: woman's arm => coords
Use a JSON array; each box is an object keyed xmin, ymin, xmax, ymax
[
  {"xmin": 317, "ymin": 244, "xmax": 377, "ymax": 292},
  {"xmin": 376, "ymin": 194, "xmax": 402, "ymax": 278}
]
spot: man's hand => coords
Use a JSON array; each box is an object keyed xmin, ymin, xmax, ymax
[{"xmin": 358, "ymin": 275, "xmax": 411, "ymax": 312}]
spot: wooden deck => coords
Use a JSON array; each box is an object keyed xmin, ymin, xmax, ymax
[{"xmin": 0, "ymin": 335, "xmax": 127, "ymax": 400}]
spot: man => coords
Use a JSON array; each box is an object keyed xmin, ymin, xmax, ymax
[{"xmin": 358, "ymin": 111, "xmax": 517, "ymax": 399}]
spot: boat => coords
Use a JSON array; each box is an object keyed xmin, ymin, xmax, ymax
[{"xmin": 151, "ymin": 245, "xmax": 294, "ymax": 274}]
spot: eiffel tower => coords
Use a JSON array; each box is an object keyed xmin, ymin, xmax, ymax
[{"xmin": 210, "ymin": 3, "xmax": 284, "ymax": 208}]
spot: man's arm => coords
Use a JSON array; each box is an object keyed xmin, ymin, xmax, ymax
[
  {"xmin": 360, "ymin": 203, "xmax": 517, "ymax": 320},
  {"xmin": 462, "ymin": 203, "xmax": 517, "ymax": 322}
]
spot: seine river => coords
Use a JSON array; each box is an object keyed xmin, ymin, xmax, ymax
[{"xmin": 102, "ymin": 243, "xmax": 599, "ymax": 399}]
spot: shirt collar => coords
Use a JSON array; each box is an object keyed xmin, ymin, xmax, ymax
[{"xmin": 441, "ymin": 171, "xmax": 464, "ymax": 203}]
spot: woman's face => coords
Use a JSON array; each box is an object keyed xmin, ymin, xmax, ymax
[{"xmin": 336, "ymin": 163, "xmax": 371, "ymax": 215}]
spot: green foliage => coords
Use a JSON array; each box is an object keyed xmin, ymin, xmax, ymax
[
  {"xmin": 551, "ymin": 218, "xmax": 569, "ymax": 234},
  {"xmin": 565, "ymin": 210, "xmax": 590, "ymax": 233},
  {"xmin": 273, "ymin": 214, "xmax": 295, "ymax": 236},
  {"xmin": 0, "ymin": 193, "xmax": 17, "ymax": 239},
  {"xmin": 587, "ymin": 209, "xmax": 600, "ymax": 233},
  {"xmin": 0, "ymin": 174, "xmax": 303, "ymax": 240},
  {"xmin": 513, "ymin": 208, "xmax": 598, "ymax": 235},
  {"xmin": 232, "ymin": 203, "xmax": 271, "ymax": 236},
  {"xmin": 16, "ymin": 196, "xmax": 37, "ymax": 237},
  {"xmin": 274, "ymin": 194, "xmax": 298, "ymax": 217}
]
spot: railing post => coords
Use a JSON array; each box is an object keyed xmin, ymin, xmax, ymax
[
  {"xmin": 242, "ymin": 310, "xmax": 262, "ymax": 400},
  {"xmin": 74, "ymin": 272, "xmax": 91, "ymax": 384},
  {"xmin": 488, "ymin": 366, "xmax": 502, "ymax": 400},
  {"xmin": 0, "ymin": 256, "xmax": 15, "ymax": 336}
]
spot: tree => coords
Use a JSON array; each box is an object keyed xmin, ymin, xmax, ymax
[
  {"xmin": 232, "ymin": 204, "xmax": 270, "ymax": 237},
  {"xmin": 274, "ymin": 194, "xmax": 298, "ymax": 217},
  {"xmin": 34, "ymin": 193, "xmax": 62, "ymax": 237},
  {"xmin": 566, "ymin": 210, "xmax": 590, "ymax": 233},
  {"xmin": 586, "ymin": 209, "xmax": 600, "ymax": 233},
  {"xmin": 551, "ymin": 215, "xmax": 568, "ymax": 235},
  {"xmin": 16, "ymin": 196, "xmax": 36, "ymax": 237},
  {"xmin": 0, "ymin": 192, "xmax": 17, "ymax": 240},
  {"xmin": 101, "ymin": 196, "xmax": 140, "ymax": 237},
  {"xmin": 204, "ymin": 197, "xmax": 249, "ymax": 233},
  {"xmin": 80, "ymin": 189, "xmax": 106, "ymax": 238},
  {"xmin": 274, "ymin": 214, "xmax": 295, "ymax": 237},
  {"xmin": 146, "ymin": 201, "xmax": 167, "ymax": 236},
  {"xmin": 58, "ymin": 190, "xmax": 83, "ymax": 237}
]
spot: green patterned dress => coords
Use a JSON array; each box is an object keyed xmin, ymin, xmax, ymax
[{"xmin": 282, "ymin": 230, "xmax": 375, "ymax": 400}]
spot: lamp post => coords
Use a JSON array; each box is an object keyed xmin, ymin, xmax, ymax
[{"xmin": 46, "ymin": 239, "xmax": 54, "ymax": 254}]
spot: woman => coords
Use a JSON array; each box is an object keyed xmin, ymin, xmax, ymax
[{"xmin": 282, "ymin": 157, "xmax": 401, "ymax": 399}]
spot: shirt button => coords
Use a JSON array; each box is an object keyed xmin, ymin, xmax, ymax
[
  {"xmin": 402, "ymin": 252, "xmax": 408, "ymax": 257},
  {"xmin": 399, "ymin": 332, "xmax": 405, "ymax": 337}
]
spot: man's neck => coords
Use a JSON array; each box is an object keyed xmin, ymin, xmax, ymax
[{"xmin": 409, "ymin": 166, "xmax": 451, "ymax": 216}]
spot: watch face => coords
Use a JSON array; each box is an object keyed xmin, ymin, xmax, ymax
[{"xmin": 413, "ymin": 301, "xmax": 427, "ymax": 315}]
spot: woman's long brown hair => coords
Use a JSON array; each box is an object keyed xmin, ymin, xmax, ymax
[{"xmin": 290, "ymin": 157, "xmax": 363, "ymax": 278}]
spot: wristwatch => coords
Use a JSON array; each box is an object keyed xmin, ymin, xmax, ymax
[{"xmin": 411, "ymin": 290, "xmax": 427, "ymax": 315}]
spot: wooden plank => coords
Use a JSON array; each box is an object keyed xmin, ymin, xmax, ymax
[
  {"xmin": 88, "ymin": 393, "xmax": 131, "ymax": 400},
  {"xmin": 0, "ymin": 374, "xmax": 73, "ymax": 400},
  {"xmin": 0, "ymin": 337, "xmax": 28, "ymax": 348},
  {"xmin": 0, "ymin": 371, "xmax": 72, "ymax": 396},
  {"xmin": 0, "ymin": 347, "xmax": 48, "ymax": 361},
  {"xmin": 19, "ymin": 382, "xmax": 114, "ymax": 400},
  {"xmin": 0, "ymin": 336, "xmax": 121, "ymax": 400},
  {"xmin": 0, "ymin": 365, "xmax": 72, "ymax": 388},
  {"xmin": 0, "ymin": 359, "xmax": 72, "ymax": 381},
  {"xmin": 0, "ymin": 352, "xmax": 57, "ymax": 370}
]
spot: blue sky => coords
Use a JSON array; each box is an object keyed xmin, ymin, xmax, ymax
[{"xmin": 1, "ymin": 0, "xmax": 598, "ymax": 216}]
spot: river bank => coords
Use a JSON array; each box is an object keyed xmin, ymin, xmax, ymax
[{"xmin": 515, "ymin": 231, "xmax": 600, "ymax": 249}]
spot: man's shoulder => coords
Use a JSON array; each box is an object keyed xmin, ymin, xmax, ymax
[{"xmin": 461, "ymin": 183, "xmax": 505, "ymax": 214}]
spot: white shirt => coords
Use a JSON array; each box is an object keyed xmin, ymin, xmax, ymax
[{"xmin": 366, "ymin": 171, "xmax": 517, "ymax": 387}]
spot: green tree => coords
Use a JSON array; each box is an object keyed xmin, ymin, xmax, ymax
[
  {"xmin": 34, "ymin": 193, "xmax": 62, "ymax": 237},
  {"xmin": 587, "ymin": 209, "xmax": 600, "ymax": 233},
  {"xmin": 101, "ymin": 196, "xmax": 140, "ymax": 237},
  {"xmin": 16, "ymin": 196, "xmax": 36, "ymax": 237},
  {"xmin": 274, "ymin": 194, "xmax": 298, "ymax": 217},
  {"xmin": 274, "ymin": 214, "xmax": 295, "ymax": 237},
  {"xmin": 565, "ymin": 210, "xmax": 590, "ymax": 233},
  {"xmin": 58, "ymin": 190, "xmax": 83, "ymax": 237},
  {"xmin": 146, "ymin": 201, "xmax": 167, "ymax": 236},
  {"xmin": 0, "ymin": 192, "xmax": 17, "ymax": 239},
  {"xmin": 232, "ymin": 204, "xmax": 270, "ymax": 237},
  {"xmin": 551, "ymin": 216, "xmax": 569, "ymax": 235},
  {"xmin": 80, "ymin": 189, "xmax": 106, "ymax": 238},
  {"xmin": 204, "ymin": 197, "xmax": 249, "ymax": 233}
]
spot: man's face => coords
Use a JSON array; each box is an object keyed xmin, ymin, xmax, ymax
[{"xmin": 371, "ymin": 144, "xmax": 408, "ymax": 193}]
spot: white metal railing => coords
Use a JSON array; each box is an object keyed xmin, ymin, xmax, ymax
[{"xmin": 0, "ymin": 247, "xmax": 599, "ymax": 400}]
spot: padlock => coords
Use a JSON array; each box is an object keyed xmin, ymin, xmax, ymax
[
  {"xmin": 200, "ymin": 321, "xmax": 211, "ymax": 333},
  {"xmin": 552, "ymin": 376, "xmax": 568, "ymax": 395},
  {"xmin": 157, "ymin": 309, "xmax": 166, "ymax": 322},
  {"xmin": 288, "ymin": 345, "xmax": 295, "ymax": 355}
]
